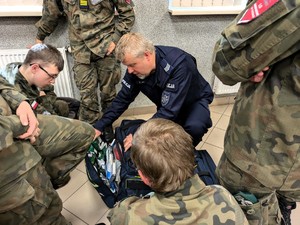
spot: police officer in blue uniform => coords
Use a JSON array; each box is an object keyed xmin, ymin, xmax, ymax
[{"xmin": 94, "ymin": 33, "xmax": 213, "ymax": 147}]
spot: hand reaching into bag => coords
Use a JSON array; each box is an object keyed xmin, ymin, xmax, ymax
[{"xmin": 124, "ymin": 134, "xmax": 133, "ymax": 152}]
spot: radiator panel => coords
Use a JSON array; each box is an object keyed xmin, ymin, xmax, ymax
[
  {"xmin": 213, "ymin": 76, "xmax": 240, "ymax": 95},
  {"xmin": 0, "ymin": 48, "xmax": 74, "ymax": 98}
]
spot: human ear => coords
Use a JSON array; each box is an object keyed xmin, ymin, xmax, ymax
[{"xmin": 138, "ymin": 170, "xmax": 151, "ymax": 187}]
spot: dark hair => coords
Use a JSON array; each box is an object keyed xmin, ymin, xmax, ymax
[
  {"xmin": 131, "ymin": 118, "xmax": 195, "ymax": 193},
  {"xmin": 23, "ymin": 43, "xmax": 64, "ymax": 71}
]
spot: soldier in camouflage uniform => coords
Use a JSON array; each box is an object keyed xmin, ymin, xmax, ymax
[
  {"xmin": 0, "ymin": 74, "xmax": 96, "ymax": 224},
  {"xmin": 212, "ymin": 0, "xmax": 300, "ymax": 224},
  {"xmin": 1, "ymin": 43, "xmax": 80, "ymax": 118},
  {"xmin": 108, "ymin": 118, "xmax": 249, "ymax": 225},
  {"xmin": 35, "ymin": 0, "xmax": 135, "ymax": 140}
]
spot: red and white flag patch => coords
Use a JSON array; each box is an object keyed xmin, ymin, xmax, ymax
[
  {"xmin": 31, "ymin": 100, "xmax": 39, "ymax": 110},
  {"xmin": 238, "ymin": 0, "xmax": 280, "ymax": 24}
]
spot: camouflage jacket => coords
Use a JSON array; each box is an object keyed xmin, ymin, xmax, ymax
[
  {"xmin": 0, "ymin": 63, "xmax": 58, "ymax": 115},
  {"xmin": 0, "ymin": 74, "xmax": 27, "ymax": 112},
  {"xmin": 212, "ymin": 0, "xmax": 300, "ymax": 85},
  {"xmin": 108, "ymin": 175, "xmax": 249, "ymax": 225},
  {"xmin": 36, "ymin": 0, "xmax": 135, "ymax": 64},
  {"xmin": 0, "ymin": 76, "xmax": 41, "ymax": 191},
  {"xmin": 212, "ymin": 0, "xmax": 300, "ymax": 188}
]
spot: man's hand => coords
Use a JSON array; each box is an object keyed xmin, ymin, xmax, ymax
[
  {"xmin": 106, "ymin": 42, "xmax": 116, "ymax": 56},
  {"xmin": 27, "ymin": 39, "xmax": 44, "ymax": 49},
  {"xmin": 250, "ymin": 67, "xmax": 269, "ymax": 83},
  {"xmin": 35, "ymin": 39, "xmax": 43, "ymax": 44},
  {"xmin": 124, "ymin": 134, "xmax": 133, "ymax": 152},
  {"xmin": 16, "ymin": 101, "xmax": 40, "ymax": 143},
  {"xmin": 94, "ymin": 129, "xmax": 101, "ymax": 140}
]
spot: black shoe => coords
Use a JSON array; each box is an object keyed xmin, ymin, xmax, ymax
[
  {"xmin": 51, "ymin": 175, "xmax": 71, "ymax": 190},
  {"xmin": 104, "ymin": 125, "xmax": 114, "ymax": 143},
  {"xmin": 279, "ymin": 197, "xmax": 296, "ymax": 225}
]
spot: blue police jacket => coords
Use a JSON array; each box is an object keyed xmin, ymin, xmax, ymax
[{"xmin": 94, "ymin": 46, "xmax": 213, "ymax": 133}]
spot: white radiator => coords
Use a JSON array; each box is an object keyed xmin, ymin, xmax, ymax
[
  {"xmin": 0, "ymin": 47, "xmax": 75, "ymax": 98},
  {"xmin": 213, "ymin": 76, "xmax": 240, "ymax": 95}
]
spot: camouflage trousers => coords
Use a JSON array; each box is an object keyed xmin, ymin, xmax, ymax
[
  {"xmin": 216, "ymin": 153, "xmax": 300, "ymax": 225},
  {"xmin": 33, "ymin": 114, "xmax": 95, "ymax": 184},
  {"xmin": 0, "ymin": 96, "xmax": 94, "ymax": 224},
  {"xmin": 0, "ymin": 161, "xmax": 68, "ymax": 225},
  {"xmin": 73, "ymin": 53, "xmax": 121, "ymax": 125}
]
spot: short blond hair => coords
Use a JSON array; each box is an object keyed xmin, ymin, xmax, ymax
[{"xmin": 115, "ymin": 33, "xmax": 155, "ymax": 62}]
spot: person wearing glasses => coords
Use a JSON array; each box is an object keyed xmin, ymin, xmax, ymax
[
  {"xmin": 0, "ymin": 43, "xmax": 80, "ymax": 118},
  {"xmin": 35, "ymin": 0, "xmax": 136, "ymax": 143},
  {"xmin": 0, "ymin": 71, "xmax": 99, "ymax": 224}
]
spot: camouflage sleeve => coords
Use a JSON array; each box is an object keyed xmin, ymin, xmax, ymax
[
  {"xmin": 112, "ymin": 0, "xmax": 135, "ymax": 43},
  {"xmin": 0, "ymin": 76, "xmax": 28, "ymax": 111},
  {"xmin": 41, "ymin": 85, "xmax": 57, "ymax": 103},
  {"xmin": 0, "ymin": 115, "xmax": 27, "ymax": 150},
  {"xmin": 108, "ymin": 196, "xmax": 139, "ymax": 224},
  {"xmin": 213, "ymin": 185, "xmax": 250, "ymax": 225},
  {"xmin": 37, "ymin": 85, "xmax": 58, "ymax": 114},
  {"xmin": 35, "ymin": 95, "xmax": 57, "ymax": 115},
  {"xmin": 35, "ymin": 0, "xmax": 63, "ymax": 41},
  {"xmin": 212, "ymin": 0, "xmax": 300, "ymax": 85}
]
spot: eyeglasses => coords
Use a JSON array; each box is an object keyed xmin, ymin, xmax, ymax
[{"xmin": 30, "ymin": 63, "xmax": 58, "ymax": 80}]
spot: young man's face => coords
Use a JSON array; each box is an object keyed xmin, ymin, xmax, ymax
[
  {"xmin": 33, "ymin": 63, "xmax": 59, "ymax": 88},
  {"xmin": 122, "ymin": 51, "xmax": 154, "ymax": 79}
]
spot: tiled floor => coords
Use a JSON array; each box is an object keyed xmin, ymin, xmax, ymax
[{"xmin": 58, "ymin": 103, "xmax": 300, "ymax": 225}]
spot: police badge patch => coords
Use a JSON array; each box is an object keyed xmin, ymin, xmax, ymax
[{"xmin": 161, "ymin": 92, "xmax": 170, "ymax": 106}]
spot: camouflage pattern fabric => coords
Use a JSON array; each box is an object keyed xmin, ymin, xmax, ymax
[
  {"xmin": 108, "ymin": 174, "xmax": 249, "ymax": 225},
  {"xmin": 212, "ymin": 1, "xmax": 300, "ymax": 224},
  {"xmin": 53, "ymin": 99, "xmax": 70, "ymax": 117},
  {"xmin": 212, "ymin": 0, "xmax": 300, "ymax": 85},
  {"xmin": 0, "ymin": 74, "xmax": 27, "ymax": 111},
  {"xmin": 36, "ymin": 0, "xmax": 135, "ymax": 64},
  {"xmin": 0, "ymin": 63, "xmax": 70, "ymax": 116},
  {"xmin": 0, "ymin": 96, "xmax": 11, "ymax": 116},
  {"xmin": 0, "ymin": 114, "xmax": 71, "ymax": 224},
  {"xmin": 73, "ymin": 54, "xmax": 121, "ymax": 123},
  {"xmin": 33, "ymin": 114, "xmax": 95, "ymax": 183},
  {"xmin": 0, "ymin": 115, "xmax": 41, "ymax": 187},
  {"xmin": 35, "ymin": 0, "xmax": 135, "ymax": 124},
  {"xmin": 40, "ymin": 84, "xmax": 70, "ymax": 116},
  {"xmin": 216, "ymin": 155, "xmax": 283, "ymax": 225},
  {"xmin": 0, "ymin": 75, "xmax": 95, "ymax": 224},
  {"xmin": 0, "ymin": 162, "xmax": 69, "ymax": 225}
]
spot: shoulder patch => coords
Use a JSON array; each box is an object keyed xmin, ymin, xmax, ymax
[
  {"xmin": 161, "ymin": 91, "xmax": 170, "ymax": 106},
  {"xmin": 161, "ymin": 59, "xmax": 174, "ymax": 75},
  {"xmin": 238, "ymin": 0, "xmax": 279, "ymax": 24},
  {"xmin": 164, "ymin": 63, "xmax": 171, "ymax": 73}
]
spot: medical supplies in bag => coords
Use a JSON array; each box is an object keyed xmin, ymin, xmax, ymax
[
  {"xmin": 86, "ymin": 119, "xmax": 219, "ymax": 208},
  {"xmin": 85, "ymin": 138, "xmax": 122, "ymax": 207}
]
